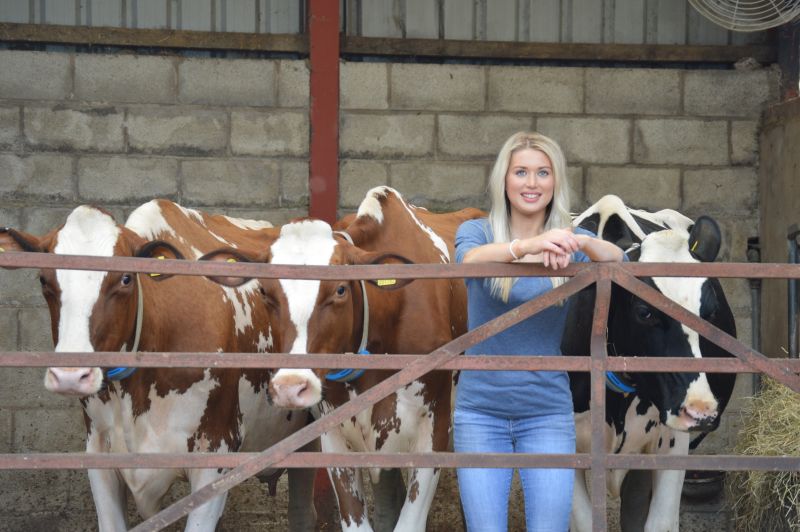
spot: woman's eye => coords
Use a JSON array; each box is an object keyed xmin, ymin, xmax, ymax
[
  {"xmin": 336, "ymin": 285, "xmax": 347, "ymax": 296},
  {"xmin": 515, "ymin": 169, "xmax": 527, "ymax": 177},
  {"xmin": 537, "ymin": 169, "xmax": 550, "ymax": 177},
  {"xmin": 121, "ymin": 274, "xmax": 132, "ymax": 286}
]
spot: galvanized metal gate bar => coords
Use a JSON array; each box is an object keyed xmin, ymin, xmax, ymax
[{"xmin": 129, "ymin": 270, "xmax": 597, "ymax": 531}]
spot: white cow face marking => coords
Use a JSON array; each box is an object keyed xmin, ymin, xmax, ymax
[
  {"xmin": 44, "ymin": 207, "xmax": 122, "ymax": 396},
  {"xmin": 638, "ymin": 230, "xmax": 719, "ymax": 430},
  {"xmin": 268, "ymin": 220, "xmax": 337, "ymax": 408}
]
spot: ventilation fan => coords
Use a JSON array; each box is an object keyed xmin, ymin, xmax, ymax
[{"xmin": 688, "ymin": 0, "xmax": 800, "ymax": 31}]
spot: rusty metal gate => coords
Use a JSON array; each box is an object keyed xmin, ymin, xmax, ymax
[{"xmin": 1, "ymin": 251, "xmax": 799, "ymax": 532}]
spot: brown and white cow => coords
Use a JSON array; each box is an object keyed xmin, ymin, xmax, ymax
[
  {"xmin": 202, "ymin": 187, "xmax": 484, "ymax": 531},
  {"xmin": 0, "ymin": 199, "xmax": 316, "ymax": 531}
]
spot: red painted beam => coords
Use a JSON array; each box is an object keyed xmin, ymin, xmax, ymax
[{"xmin": 308, "ymin": 0, "xmax": 340, "ymax": 223}]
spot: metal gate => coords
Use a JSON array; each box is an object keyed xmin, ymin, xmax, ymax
[{"xmin": 1, "ymin": 250, "xmax": 799, "ymax": 531}]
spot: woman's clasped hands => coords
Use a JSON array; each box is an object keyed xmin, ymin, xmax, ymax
[{"xmin": 517, "ymin": 228, "xmax": 583, "ymax": 270}]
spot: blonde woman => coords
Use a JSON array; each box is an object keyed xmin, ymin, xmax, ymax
[{"xmin": 454, "ymin": 132, "xmax": 623, "ymax": 531}]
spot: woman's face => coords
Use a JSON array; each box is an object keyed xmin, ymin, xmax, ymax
[{"xmin": 504, "ymin": 148, "xmax": 555, "ymax": 220}]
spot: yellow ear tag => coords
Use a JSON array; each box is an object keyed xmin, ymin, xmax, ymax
[
  {"xmin": 149, "ymin": 255, "xmax": 166, "ymax": 277},
  {"xmin": 690, "ymin": 240, "xmax": 699, "ymax": 252},
  {"xmin": 376, "ymin": 279, "xmax": 396, "ymax": 287},
  {"xmin": 0, "ymin": 246, "xmax": 5, "ymax": 252},
  {"xmin": 226, "ymin": 258, "xmax": 237, "ymax": 263}
]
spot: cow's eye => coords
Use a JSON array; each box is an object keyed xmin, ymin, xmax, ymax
[
  {"xmin": 635, "ymin": 305, "xmax": 654, "ymax": 322},
  {"xmin": 121, "ymin": 274, "xmax": 132, "ymax": 286},
  {"xmin": 39, "ymin": 275, "xmax": 47, "ymax": 286},
  {"xmin": 336, "ymin": 285, "xmax": 347, "ymax": 296}
]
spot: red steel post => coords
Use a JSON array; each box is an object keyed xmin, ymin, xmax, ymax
[{"xmin": 308, "ymin": 0, "xmax": 340, "ymax": 223}]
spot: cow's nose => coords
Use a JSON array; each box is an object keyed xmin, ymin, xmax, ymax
[
  {"xmin": 679, "ymin": 401, "xmax": 718, "ymax": 430},
  {"xmin": 269, "ymin": 369, "xmax": 321, "ymax": 409},
  {"xmin": 44, "ymin": 367, "xmax": 99, "ymax": 395}
]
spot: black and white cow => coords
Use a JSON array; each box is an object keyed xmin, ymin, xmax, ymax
[{"xmin": 563, "ymin": 195, "xmax": 737, "ymax": 532}]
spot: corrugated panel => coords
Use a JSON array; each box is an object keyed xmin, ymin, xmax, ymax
[
  {"xmin": 86, "ymin": 0, "xmax": 124, "ymax": 27},
  {"xmin": 529, "ymin": 0, "xmax": 561, "ymax": 43},
  {"xmin": 220, "ymin": 0, "xmax": 257, "ymax": 33},
  {"xmin": 614, "ymin": 0, "xmax": 644, "ymax": 44},
  {"xmin": 443, "ymin": 0, "xmax": 474, "ymax": 40},
  {"xmin": 0, "ymin": 0, "xmax": 32, "ymax": 23},
  {"xmin": 405, "ymin": 0, "xmax": 438, "ymax": 38},
  {"xmin": 569, "ymin": 0, "xmax": 603, "ymax": 43},
  {"xmin": 688, "ymin": 4, "xmax": 728, "ymax": 45},
  {"xmin": 654, "ymin": 0, "xmax": 685, "ymax": 44},
  {"xmin": 0, "ymin": 0, "xmax": 772, "ymax": 47},
  {"xmin": 39, "ymin": 0, "xmax": 78, "ymax": 25},
  {"xmin": 486, "ymin": 0, "xmax": 517, "ymax": 41},
  {"xmin": 132, "ymin": 0, "xmax": 169, "ymax": 29},
  {"xmin": 181, "ymin": 0, "xmax": 213, "ymax": 30},
  {"xmin": 264, "ymin": 0, "xmax": 301, "ymax": 34},
  {"xmin": 361, "ymin": 0, "xmax": 402, "ymax": 38}
]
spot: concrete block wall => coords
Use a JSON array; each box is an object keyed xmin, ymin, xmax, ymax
[{"xmin": 0, "ymin": 48, "xmax": 781, "ymax": 529}]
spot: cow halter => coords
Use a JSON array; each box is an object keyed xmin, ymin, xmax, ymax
[
  {"xmin": 605, "ymin": 339, "xmax": 636, "ymax": 395},
  {"xmin": 104, "ymin": 274, "xmax": 143, "ymax": 381},
  {"xmin": 326, "ymin": 232, "xmax": 370, "ymax": 383}
]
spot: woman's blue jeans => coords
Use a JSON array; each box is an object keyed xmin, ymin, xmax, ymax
[{"xmin": 454, "ymin": 407, "xmax": 575, "ymax": 532}]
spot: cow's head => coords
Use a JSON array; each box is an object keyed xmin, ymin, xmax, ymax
[
  {"xmin": 608, "ymin": 217, "xmax": 724, "ymax": 431},
  {"xmin": 0, "ymin": 206, "xmax": 181, "ymax": 396},
  {"xmin": 201, "ymin": 219, "xmax": 413, "ymax": 409}
]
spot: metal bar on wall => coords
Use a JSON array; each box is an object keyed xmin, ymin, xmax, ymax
[
  {"xmin": 0, "ymin": 22, "xmax": 777, "ymax": 63},
  {"xmin": 307, "ymin": 0, "xmax": 339, "ymax": 223}
]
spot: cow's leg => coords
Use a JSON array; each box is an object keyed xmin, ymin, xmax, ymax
[
  {"xmin": 184, "ymin": 468, "xmax": 228, "ymax": 531},
  {"xmin": 620, "ymin": 470, "xmax": 653, "ymax": 532},
  {"xmin": 322, "ymin": 430, "xmax": 372, "ymax": 531},
  {"xmin": 644, "ymin": 431, "xmax": 689, "ymax": 532},
  {"xmin": 393, "ymin": 467, "xmax": 440, "ymax": 532},
  {"xmin": 88, "ymin": 468, "xmax": 128, "ymax": 532},
  {"xmin": 570, "ymin": 469, "xmax": 592, "ymax": 532},
  {"xmin": 287, "ymin": 438, "xmax": 320, "ymax": 532},
  {"xmin": 371, "ymin": 468, "xmax": 405, "ymax": 532},
  {"xmin": 329, "ymin": 466, "xmax": 372, "ymax": 532}
]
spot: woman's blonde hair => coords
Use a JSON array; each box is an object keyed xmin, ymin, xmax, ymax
[{"xmin": 486, "ymin": 131, "xmax": 572, "ymax": 302}]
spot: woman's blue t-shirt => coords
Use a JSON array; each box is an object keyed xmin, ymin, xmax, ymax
[{"xmin": 454, "ymin": 218, "xmax": 593, "ymax": 419}]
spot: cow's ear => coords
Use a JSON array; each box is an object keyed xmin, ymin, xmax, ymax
[
  {"xmin": 0, "ymin": 227, "xmax": 48, "ymax": 269},
  {"xmin": 362, "ymin": 253, "xmax": 416, "ymax": 291},
  {"xmin": 0, "ymin": 227, "xmax": 44, "ymax": 253},
  {"xmin": 198, "ymin": 248, "xmax": 263, "ymax": 288},
  {"xmin": 135, "ymin": 241, "xmax": 185, "ymax": 281},
  {"xmin": 688, "ymin": 216, "xmax": 721, "ymax": 262}
]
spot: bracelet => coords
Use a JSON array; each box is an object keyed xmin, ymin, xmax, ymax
[{"xmin": 509, "ymin": 239, "xmax": 520, "ymax": 260}]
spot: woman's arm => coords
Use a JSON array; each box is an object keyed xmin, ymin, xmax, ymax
[
  {"xmin": 574, "ymin": 233, "xmax": 625, "ymax": 262},
  {"xmin": 462, "ymin": 229, "xmax": 579, "ymax": 265}
]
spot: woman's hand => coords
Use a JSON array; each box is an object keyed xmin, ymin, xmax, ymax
[{"xmin": 517, "ymin": 228, "xmax": 579, "ymax": 270}]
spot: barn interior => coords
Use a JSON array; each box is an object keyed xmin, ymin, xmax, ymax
[{"xmin": 0, "ymin": 1, "xmax": 798, "ymax": 531}]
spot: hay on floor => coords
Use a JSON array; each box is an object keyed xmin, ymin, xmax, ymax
[{"xmin": 727, "ymin": 377, "xmax": 800, "ymax": 532}]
